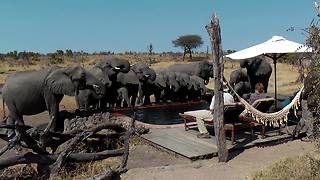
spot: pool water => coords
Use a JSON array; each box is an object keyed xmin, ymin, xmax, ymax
[{"xmin": 125, "ymin": 102, "xmax": 209, "ymax": 125}]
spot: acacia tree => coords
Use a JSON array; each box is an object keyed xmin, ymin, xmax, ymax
[{"xmin": 172, "ymin": 34, "xmax": 203, "ymax": 60}]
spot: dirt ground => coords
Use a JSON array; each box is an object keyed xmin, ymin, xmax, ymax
[{"xmin": 123, "ymin": 140, "xmax": 313, "ymax": 180}]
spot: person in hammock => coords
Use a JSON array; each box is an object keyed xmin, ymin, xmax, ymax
[
  {"xmin": 248, "ymin": 83, "xmax": 268, "ymax": 104},
  {"xmin": 196, "ymin": 83, "xmax": 234, "ymax": 138},
  {"xmin": 239, "ymin": 83, "xmax": 269, "ymax": 122}
]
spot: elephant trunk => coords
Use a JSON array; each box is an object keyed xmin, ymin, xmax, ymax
[
  {"xmin": 147, "ymin": 69, "xmax": 156, "ymax": 81},
  {"xmin": 115, "ymin": 59, "xmax": 130, "ymax": 73}
]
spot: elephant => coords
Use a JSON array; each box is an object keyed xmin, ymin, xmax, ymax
[
  {"xmin": 240, "ymin": 57, "xmax": 272, "ymax": 93},
  {"xmin": 95, "ymin": 57, "xmax": 131, "ymax": 80},
  {"xmin": 234, "ymin": 81, "xmax": 251, "ymax": 98},
  {"xmin": 168, "ymin": 60, "xmax": 213, "ymax": 84},
  {"xmin": 115, "ymin": 87, "xmax": 131, "ymax": 108},
  {"xmin": 189, "ymin": 75, "xmax": 207, "ymax": 100},
  {"xmin": 175, "ymin": 72, "xmax": 193, "ymax": 102},
  {"xmin": 2, "ymin": 66, "xmax": 104, "ymax": 132},
  {"xmin": 160, "ymin": 70, "xmax": 181, "ymax": 102},
  {"xmin": 146, "ymin": 72, "xmax": 168, "ymax": 103},
  {"xmin": 229, "ymin": 68, "xmax": 249, "ymax": 88},
  {"xmin": 76, "ymin": 57, "xmax": 130, "ymax": 110},
  {"xmin": 116, "ymin": 63, "xmax": 156, "ymax": 106},
  {"xmin": 75, "ymin": 66, "xmax": 112, "ymax": 111}
]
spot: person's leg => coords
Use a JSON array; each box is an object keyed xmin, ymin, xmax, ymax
[
  {"xmin": 301, "ymin": 100, "xmax": 313, "ymax": 141},
  {"xmin": 196, "ymin": 117, "xmax": 208, "ymax": 134},
  {"xmin": 195, "ymin": 110, "xmax": 212, "ymax": 138},
  {"xmin": 292, "ymin": 118, "xmax": 306, "ymax": 138}
]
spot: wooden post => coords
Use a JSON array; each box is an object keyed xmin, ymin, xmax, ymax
[{"xmin": 205, "ymin": 13, "xmax": 228, "ymax": 162}]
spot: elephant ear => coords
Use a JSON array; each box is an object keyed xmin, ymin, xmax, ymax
[{"xmin": 45, "ymin": 67, "xmax": 77, "ymax": 96}]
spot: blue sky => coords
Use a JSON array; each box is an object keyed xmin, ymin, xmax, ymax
[{"xmin": 0, "ymin": 0, "xmax": 316, "ymax": 53}]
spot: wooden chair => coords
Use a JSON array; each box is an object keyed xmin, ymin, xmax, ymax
[{"xmin": 180, "ymin": 103, "xmax": 253, "ymax": 144}]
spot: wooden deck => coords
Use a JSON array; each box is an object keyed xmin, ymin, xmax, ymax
[{"xmin": 141, "ymin": 127, "xmax": 294, "ymax": 159}]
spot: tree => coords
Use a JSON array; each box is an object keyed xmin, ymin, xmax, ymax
[
  {"xmin": 172, "ymin": 34, "xmax": 203, "ymax": 60},
  {"xmin": 148, "ymin": 43, "xmax": 153, "ymax": 56}
]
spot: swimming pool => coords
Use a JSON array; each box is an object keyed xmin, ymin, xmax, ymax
[{"xmin": 123, "ymin": 101, "xmax": 209, "ymax": 125}]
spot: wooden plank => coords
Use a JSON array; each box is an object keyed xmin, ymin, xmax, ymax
[
  {"xmin": 143, "ymin": 128, "xmax": 217, "ymax": 158},
  {"xmin": 142, "ymin": 127, "xmax": 294, "ymax": 159},
  {"xmin": 148, "ymin": 129, "xmax": 216, "ymax": 153}
]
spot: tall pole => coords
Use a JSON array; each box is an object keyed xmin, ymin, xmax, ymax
[
  {"xmin": 206, "ymin": 13, "xmax": 228, "ymax": 162},
  {"xmin": 274, "ymin": 59, "xmax": 277, "ymax": 107}
]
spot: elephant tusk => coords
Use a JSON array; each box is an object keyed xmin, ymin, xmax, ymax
[
  {"xmin": 93, "ymin": 84, "xmax": 100, "ymax": 89},
  {"xmin": 145, "ymin": 74, "xmax": 150, "ymax": 77},
  {"xmin": 114, "ymin": 67, "xmax": 121, "ymax": 70}
]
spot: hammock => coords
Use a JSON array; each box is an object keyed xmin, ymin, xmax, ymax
[{"xmin": 224, "ymin": 80, "xmax": 303, "ymax": 126}]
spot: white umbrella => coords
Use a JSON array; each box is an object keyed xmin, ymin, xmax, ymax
[{"xmin": 226, "ymin": 35, "xmax": 312, "ymax": 105}]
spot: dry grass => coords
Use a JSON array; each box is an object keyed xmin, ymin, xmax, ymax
[{"xmin": 250, "ymin": 152, "xmax": 320, "ymax": 180}]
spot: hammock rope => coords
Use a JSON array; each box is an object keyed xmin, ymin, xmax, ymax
[{"xmin": 223, "ymin": 78, "xmax": 303, "ymax": 126}]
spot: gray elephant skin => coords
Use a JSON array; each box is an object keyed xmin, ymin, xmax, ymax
[
  {"xmin": 234, "ymin": 81, "xmax": 251, "ymax": 98},
  {"xmin": 116, "ymin": 63, "xmax": 156, "ymax": 107},
  {"xmin": 76, "ymin": 57, "xmax": 130, "ymax": 111},
  {"xmin": 168, "ymin": 60, "xmax": 213, "ymax": 84},
  {"xmin": 229, "ymin": 68, "xmax": 248, "ymax": 88},
  {"xmin": 2, "ymin": 66, "xmax": 104, "ymax": 132},
  {"xmin": 189, "ymin": 75, "xmax": 207, "ymax": 100},
  {"xmin": 75, "ymin": 66, "xmax": 112, "ymax": 111},
  {"xmin": 146, "ymin": 71, "xmax": 168, "ymax": 103},
  {"xmin": 175, "ymin": 72, "xmax": 193, "ymax": 102},
  {"xmin": 160, "ymin": 70, "xmax": 181, "ymax": 102},
  {"xmin": 240, "ymin": 57, "xmax": 272, "ymax": 93}
]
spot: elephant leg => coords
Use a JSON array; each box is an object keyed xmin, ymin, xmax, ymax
[
  {"xmin": 123, "ymin": 95, "xmax": 131, "ymax": 107},
  {"xmin": 154, "ymin": 93, "xmax": 160, "ymax": 103},
  {"xmin": 136, "ymin": 84, "xmax": 144, "ymax": 105},
  {"xmin": 44, "ymin": 95, "xmax": 63, "ymax": 132},
  {"xmin": 144, "ymin": 96, "xmax": 151, "ymax": 104},
  {"xmin": 3, "ymin": 112, "xmax": 23, "ymax": 137},
  {"xmin": 115, "ymin": 98, "xmax": 122, "ymax": 107},
  {"xmin": 131, "ymin": 92, "xmax": 138, "ymax": 107}
]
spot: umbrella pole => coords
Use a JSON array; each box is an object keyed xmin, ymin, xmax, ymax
[{"xmin": 273, "ymin": 59, "xmax": 277, "ymax": 110}]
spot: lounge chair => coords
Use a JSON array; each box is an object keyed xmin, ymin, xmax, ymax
[
  {"xmin": 239, "ymin": 97, "xmax": 276, "ymax": 138},
  {"xmin": 180, "ymin": 103, "xmax": 253, "ymax": 144}
]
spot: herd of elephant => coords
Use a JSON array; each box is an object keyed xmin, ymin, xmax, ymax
[
  {"xmin": 1, "ymin": 56, "xmax": 273, "ymax": 132},
  {"xmin": 75, "ymin": 58, "xmax": 215, "ymax": 110}
]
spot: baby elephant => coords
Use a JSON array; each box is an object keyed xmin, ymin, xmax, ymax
[{"xmin": 2, "ymin": 66, "xmax": 104, "ymax": 133}]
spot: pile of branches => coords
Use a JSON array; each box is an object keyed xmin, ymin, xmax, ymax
[{"xmin": 0, "ymin": 111, "xmax": 143, "ymax": 179}]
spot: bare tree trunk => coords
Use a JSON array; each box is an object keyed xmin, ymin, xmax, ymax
[
  {"xmin": 188, "ymin": 48, "xmax": 193, "ymax": 60},
  {"xmin": 206, "ymin": 13, "xmax": 228, "ymax": 162}
]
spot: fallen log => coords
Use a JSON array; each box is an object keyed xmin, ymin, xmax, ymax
[
  {"xmin": 49, "ymin": 131, "xmax": 93, "ymax": 179},
  {"xmin": 88, "ymin": 113, "xmax": 136, "ymax": 179}
]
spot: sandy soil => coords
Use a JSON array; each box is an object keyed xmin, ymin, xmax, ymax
[{"xmin": 122, "ymin": 140, "xmax": 313, "ymax": 180}]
